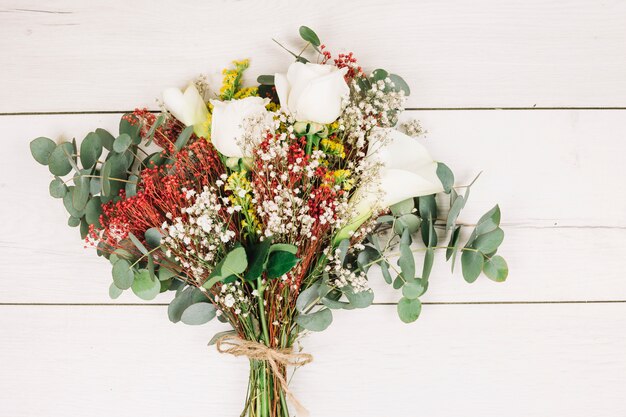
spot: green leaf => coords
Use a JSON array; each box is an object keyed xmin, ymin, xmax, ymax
[
  {"xmin": 80, "ymin": 132, "xmax": 102, "ymax": 170},
  {"xmin": 266, "ymin": 251, "xmax": 299, "ymax": 279},
  {"xmin": 144, "ymin": 227, "xmax": 163, "ymax": 249},
  {"xmin": 380, "ymin": 261, "xmax": 392, "ymax": 284},
  {"xmin": 96, "ymin": 128, "xmax": 115, "ymax": 151},
  {"xmin": 119, "ymin": 114, "xmax": 141, "ymax": 143},
  {"xmin": 397, "ymin": 297, "xmax": 422, "ymax": 323},
  {"xmin": 158, "ymin": 267, "xmax": 177, "ymax": 281},
  {"xmin": 80, "ymin": 217, "xmax": 90, "ymax": 239},
  {"xmin": 63, "ymin": 187, "xmax": 84, "ymax": 218},
  {"xmin": 181, "ymin": 302, "xmax": 216, "ymax": 325},
  {"xmin": 128, "ymin": 232, "xmax": 149, "ymax": 255},
  {"xmin": 49, "ymin": 177, "xmax": 67, "ymax": 199},
  {"xmin": 112, "ymin": 259, "xmax": 134, "ymax": 290},
  {"xmin": 461, "ymin": 250, "xmax": 484, "ymax": 283},
  {"xmin": 257, "ymin": 75, "xmax": 275, "ymax": 85},
  {"xmin": 296, "ymin": 308, "xmax": 332, "ymax": 331},
  {"xmin": 208, "ymin": 330, "xmax": 236, "ymax": 345},
  {"xmin": 296, "ymin": 283, "xmax": 320, "ymax": 313},
  {"xmin": 299, "ymin": 25, "xmax": 321, "ymax": 46},
  {"xmin": 473, "ymin": 227, "xmax": 504, "ymax": 254},
  {"xmin": 268, "ymin": 243, "xmax": 298, "ymax": 255},
  {"xmin": 474, "ymin": 205, "xmax": 501, "ymax": 237},
  {"xmin": 447, "ymin": 225, "xmax": 463, "ymax": 273},
  {"xmin": 345, "ymin": 289, "xmax": 374, "ymax": 308},
  {"xmin": 168, "ymin": 286, "xmax": 207, "ymax": 323},
  {"xmin": 422, "ymin": 247, "xmax": 434, "ymax": 280},
  {"xmin": 394, "ymin": 213, "xmax": 421, "ymax": 234},
  {"xmin": 85, "ymin": 196, "xmax": 103, "ymax": 227},
  {"xmin": 100, "ymin": 155, "xmax": 126, "ymax": 197},
  {"xmin": 174, "ymin": 125, "xmax": 194, "ymax": 151},
  {"xmin": 446, "ymin": 193, "xmax": 465, "ymax": 231},
  {"xmin": 244, "ymin": 238, "xmax": 273, "ymax": 281},
  {"xmin": 372, "ymin": 68, "xmax": 389, "ymax": 81},
  {"xmin": 483, "ymin": 255, "xmax": 508, "ymax": 282},
  {"xmin": 67, "ymin": 216, "xmax": 80, "ymax": 227},
  {"xmin": 398, "ymin": 229, "xmax": 415, "ymax": 280},
  {"xmin": 131, "ymin": 269, "xmax": 161, "ymax": 300},
  {"xmin": 109, "ymin": 282, "xmax": 123, "ymax": 299},
  {"xmin": 113, "ymin": 133, "xmax": 132, "ymax": 153},
  {"xmin": 436, "ymin": 162, "xmax": 454, "ymax": 194},
  {"xmin": 125, "ymin": 174, "xmax": 138, "ymax": 197},
  {"xmin": 388, "ymin": 73, "xmax": 411, "ymax": 96},
  {"xmin": 72, "ymin": 175, "xmax": 90, "ymax": 212},
  {"xmin": 203, "ymin": 246, "xmax": 248, "ymax": 290},
  {"xmin": 402, "ymin": 278, "xmax": 425, "ymax": 299},
  {"xmin": 390, "ymin": 198, "xmax": 414, "ymax": 216},
  {"xmin": 48, "ymin": 142, "xmax": 74, "ymax": 176},
  {"xmin": 30, "ymin": 137, "xmax": 56, "ymax": 165}
]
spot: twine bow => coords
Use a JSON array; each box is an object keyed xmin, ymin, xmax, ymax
[{"xmin": 214, "ymin": 334, "xmax": 313, "ymax": 416}]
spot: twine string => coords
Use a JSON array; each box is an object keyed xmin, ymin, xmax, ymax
[{"xmin": 214, "ymin": 334, "xmax": 313, "ymax": 416}]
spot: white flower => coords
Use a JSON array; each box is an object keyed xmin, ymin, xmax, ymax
[
  {"xmin": 274, "ymin": 62, "xmax": 349, "ymax": 124},
  {"xmin": 162, "ymin": 84, "xmax": 209, "ymax": 137},
  {"xmin": 210, "ymin": 97, "xmax": 269, "ymax": 158},
  {"xmin": 335, "ymin": 128, "xmax": 443, "ymax": 242}
]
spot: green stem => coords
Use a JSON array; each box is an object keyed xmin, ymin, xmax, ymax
[{"xmin": 256, "ymin": 278, "xmax": 270, "ymax": 346}]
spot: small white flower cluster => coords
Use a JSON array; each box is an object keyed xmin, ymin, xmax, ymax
[
  {"xmin": 324, "ymin": 246, "xmax": 371, "ymax": 294},
  {"xmin": 402, "ymin": 119, "xmax": 427, "ymax": 137},
  {"xmin": 214, "ymin": 281, "xmax": 252, "ymax": 317},
  {"xmin": 339, "ymin": 75, "xmax": 406, "ymax": 148},
  {"xmin": 162, "ymin": 187, "xmax": 234, "ymax": 282}
]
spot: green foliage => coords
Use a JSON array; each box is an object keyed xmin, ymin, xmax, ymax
[
  {"xmin": 266, "ymin": 250, "xmax": 299, "ymax": 279},
  {"xmin": 85, "ymin": 196, "xmax": 103, "ymax": 227},
  {"xmin": 144, "ymin": 227, "xmax": 163, "ymax": 249},
  {"xmin": 108, "ymin": 282, "xmax": 123, "ymax": 299},
  {"xmin": 203, "ymin": 246, "xmax": 248, "ymax": 290},
  {"xmin": 180, "ymin": 302, "xmax": 216, "ymax": 325},
  {"xmin": 49, "ymin": 177, "xmax": 67, "ymax": 199},
  {"xmin": 48, "ymin": 142, "xmax": 74, "ymax": 176},
  {"xmin": 112, "ymin": 259, "xmax": 134, "ymax": 290},
  {"xmin": 113, "ymin": 133, "xmax": 132, "ymax": 153},
  {"xmin": 257, "ymin": 75, "xmax": 275, "ymax": 85},
  {"xmin": 299, "ymin": 26, "xmax": 321, "ymax": 46},
  {"xmin": 244, "ymin": 238, "xmax": 273, "ymax": 281},
  {"xmin": 483, "ymin": 255, "xmax": 508, "ymax": 282},
  {"xmin": 96, "ymin": 128, "xmax": 115, "ymax": 151},
  {"xmin": 30, "ymin": 137, "xmax": 56, "ymax": 165},
  {"xmin": 397, "ymin": 297, "xmax": 421, "ymax": 323},
  {"xmin": 80, "ymin": 132, "xmax": 102, "ymax": 169},
  {"xmin": 388, "ymin": 73, "xmax": 411, "ymax": 96},
  {"xmin": 296, "ymin": 283, "xmax": 320, "ymax": 313},
  {"xmin": 436, "ymin": 162, "xmax": 454, "ymax": 194},
  {"xmin": 131, "ymin": 269, "xmax": 160, "ymax": 300},
  {"xmin": 461, "ymin": 250, "xmax": 484, "ymax": 283},
  {"xmin": 296, "ymin": 308, "xmax": 332, "ymax": 331}
]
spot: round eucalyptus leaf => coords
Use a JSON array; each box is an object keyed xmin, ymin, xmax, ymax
[
  {"xmin": 131, "ymin": 269, "xmax": 160, "ymax": 300},
  {"xmin": 389, "ymin": 73, "xmax": 411, "ymax": 96},
  {"xmin": 72, "ymin": 175, "xmax": 90, "ymax": 212},
  {"xmin": 402, "ymin": 279, "xmax": 425, "ymax": 299},
  {"xmin": 49, "ymin": 178, "xmax": 67, "ymax": 199},
  {"xmin": 109, "ymin": 282, "xmax": 123, "ymax": 299},
  {"xmin": 180, "ymin": 302, "xmax": 216, "ymax": 325},
  {"xmin": 96, "ymin": 128, "xmax": 115, "ymax": 151},
  {"xmin": 125, "ymin": 174, "xmax": 138, "ymax": 197},
  {"xmin": 397, "ymin": 297, "xmax": 421, "ymax": 323},
  {"xmin": 372, "ymin": 68, "xmax": 389, "ymax": 81},
  {"xmin": 390, "ymin": 198, "xmax": 414, "ymax": 216},
  {"xmin": 85, "ymin": 196, "xmax": 103, "ymax": 227},
  {"xmin": 158, "ymin": 267, "xmax": 177, "ymax": 282},
  {"xmin": 67, "ymin": 216, "xmax": 81, "ymax": 227},
  {"xmin": 113, "ymin": 133, "xmax": 132, "ymax": 153},
  {"xmin": 483, "ymin": 255, "xmax": 508, "ymax": 282},
  {"xmin": 144, "ymin": 227, "xmax": 163, "ymax": 249},
  {"xmin": 80, "ymin": 132, "xmax": 102, "ymax": 169},
  {"xmin": 48, "ymin": 142, "xmax": 74, "ymax": 176},
  {"xmin": 112, "ymin": 259, "xmax": 134, "ymax": 290},
  {"xmin": 168, "ymin": 287, "xmax": 207, "ymax": 323},
  {"xmin": 473, "ymin": 228, "xmax": 504, "ymax": 254},
  {"xmin": 345, "ymin": 289, "xmax": 374, "ymax": 309},
  {"xmin": 63, "ymin": 187, "xmax": 84, "ymax": 218},
  {"xmin": 295, "ymin": 308, "xmax": 333, "ymax": 332},
  {"xmin": 394, "ymin": 214, "xmax": 421, "ymax": 234},
  {"xmin": 30, "ymin": 137, "xmax": 56, "ymax": 165},
  {"xmin": 461, "ymin": 250, "xmax": 484, "ymax": 283}
]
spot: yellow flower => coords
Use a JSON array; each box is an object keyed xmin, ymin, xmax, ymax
[
  {"xmin": 220, "ymin": 59, "xmax": 252, "ymax": 101},
  {"xmin": 320, "ymin": 138, "xmax": 346, "ymax": 158}
]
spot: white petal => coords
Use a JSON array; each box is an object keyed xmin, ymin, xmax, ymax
[
  {"xmin": 379, "ymin": 168, "xmax": 443, "ymax": 208},
  {"xmin": 183, "ymin": 84, "xmax": 208, "ymax": 127},
  {"xmin": 162, "ymin": 88, "xmax": 189, "ymax": 125},
  {"xmin": 274, "ymin": 72, "xmax": 290, "ymax": 111},
  {"xmin": 286, "ymin": 63, "xmax": 333, "ymax": 112},
  {"xmin": 294, "ymin": 68, "xmax": 349, "ymax": 123},
  {"xmin": 210, "ymin": 97, "xmax": 269, "ymax": 158}
]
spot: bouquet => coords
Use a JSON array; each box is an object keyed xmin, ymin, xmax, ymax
[{"xmin": 29, "ymin": 26, "xmax": 508, "ymax": 417}]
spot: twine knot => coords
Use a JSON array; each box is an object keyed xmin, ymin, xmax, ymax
[{"xmin": 214, "ymin": 334, "xmax": 313, "ymax": 416}]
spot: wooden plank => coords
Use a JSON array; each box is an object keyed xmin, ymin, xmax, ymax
[
  {"xmin": 0, "ymin": 304, "xmax": 624, "ymax": 416},
  {"xmin": 3, "ymin": 110, "xmax": 626, "ymax": 303},
  {"xmin": 2, "ymin": 0, "xmax": 626, "ymax": 112}
]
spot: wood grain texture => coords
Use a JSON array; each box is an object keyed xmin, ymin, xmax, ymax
[
  {"xmin": 2, "ymin": 0, "xmax": 626, "ymax": 112},
  {"xmin": 0, "ymin": 304, "xmax": 624, "ymax": 416},
  {"xmin": 3, "ymin": 110, "xmax": 626, "ymax": 303}
]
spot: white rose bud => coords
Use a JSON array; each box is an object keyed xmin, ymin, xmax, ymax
[
  {"xmin": 162, "ymin": 84, "xmax": 209, "ymax": 138},
  {"xmin": 275, "ymin": 62, "xmax": 349, "ymax": 124}
]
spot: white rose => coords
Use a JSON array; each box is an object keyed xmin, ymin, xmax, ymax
[
  {"xmin": 162, "ymin": 84, "xmax": 209, "ymax": 138},
  {"xmin": 209, "ymin": 96, "xmax": 269, "ymax": 158},
  {"xmin": 274, "ymin": 62, "xmax": 349, "ymax": 124},
  {"xmin": 334, "ymin": 128, "xmax": 444, "ymax": 242}
]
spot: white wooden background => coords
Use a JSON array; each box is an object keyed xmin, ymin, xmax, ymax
[{"xmin": 1, "ymin": 1, "xmax": 625, "ymax": 416}]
